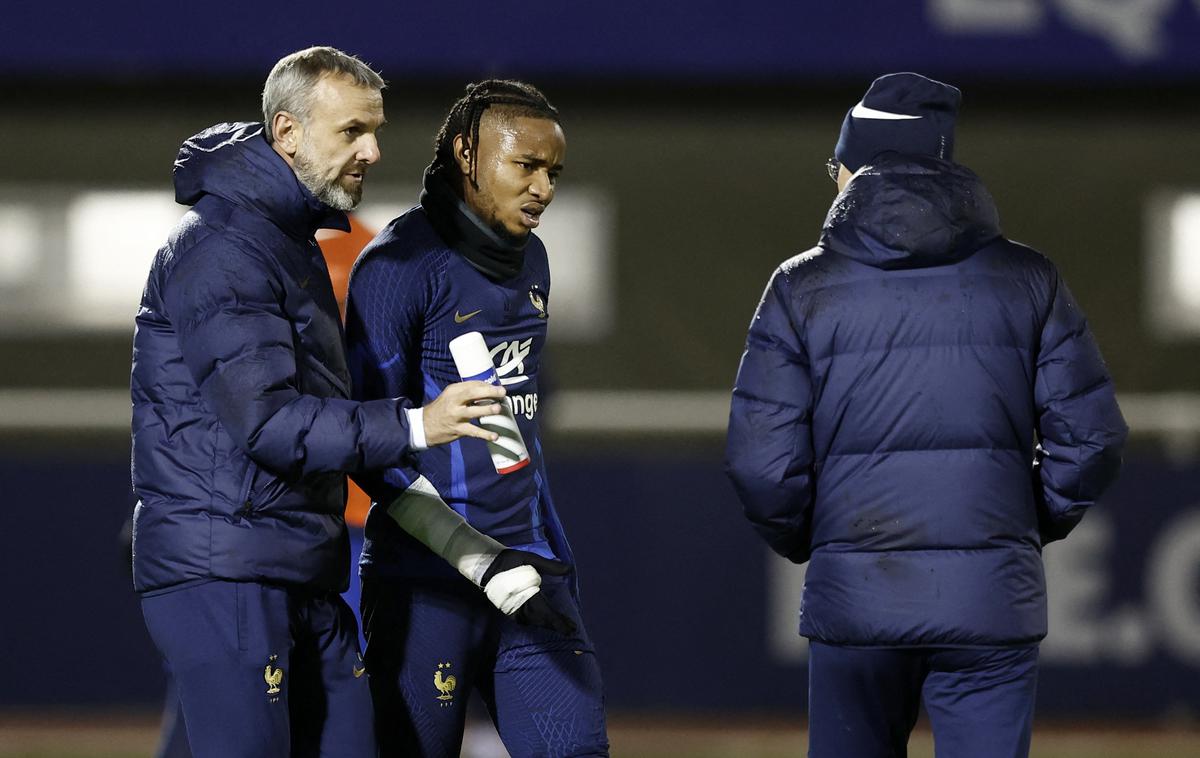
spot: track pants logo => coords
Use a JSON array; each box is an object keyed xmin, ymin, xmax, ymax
[
  {"xmin": 489, "ymin": 339, "xmax": 532, "ymax": 387},
  {"xmin": 435, "ymin": 662, "xmax": 456, "ymax": 706},
  {"xmin": 264, "ymin": 655, "xmax": 283, "ymax": 702}
]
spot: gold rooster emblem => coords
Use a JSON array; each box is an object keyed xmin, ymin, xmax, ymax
[
  {"xmin": 529, "ymin": 288, "xmax": 547, "ymax": 318},
  {"xmin": 434, "ymin": 662, "xmax": 456, "ymax": 703},
  {"xmin": 264, "ymin": 656, "xmax": 284, "ymax": 696}
]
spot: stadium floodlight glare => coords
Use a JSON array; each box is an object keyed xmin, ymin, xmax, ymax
[
  {"xmin": 529, "ymin": 187, "xmax": 615, "ymax": 342},
  {"xmin": 0, "ymin": 204, "xmax": 39, "ymax": 287},
  {"xmin": 66, "ymin": 190, "xmax": 179, "ymax": 328},
  {"xmin": 1147, "ymin": 191, "xmax": 1200, "ymax": 339},
  {"xmin": 0, "ymin": 184, "xmax": 615, "ymax": 336}
]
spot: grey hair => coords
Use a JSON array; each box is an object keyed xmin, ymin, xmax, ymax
[{"xmin": 261, "ymin": 46, "xmax": 385, "ymax": 143}]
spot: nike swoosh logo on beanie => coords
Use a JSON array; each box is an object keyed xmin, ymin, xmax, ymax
[{"xmin": 851, "ymin": 102, "xmax": 923, "ymax": 120}]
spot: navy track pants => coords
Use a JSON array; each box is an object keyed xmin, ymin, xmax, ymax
[
  {"xmin": 362, "ymin": 573, "xmax": 609, "ymax": 757},
  {"xmin": 807, "ymin": 641, "xmax": 1039, "ymax": 758},
  {"xmin": 141, "ymin": 580, "xmax": 374, "ymax": 758}
]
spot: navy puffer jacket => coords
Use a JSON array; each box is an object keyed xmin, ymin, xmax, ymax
[
  {"xmin": 131, "ymin": 122, "xmax": 413, "ymax": 593},
  {"xmin": 726, "ymin": 153, "xmax": 1127, "ymax": 647}
]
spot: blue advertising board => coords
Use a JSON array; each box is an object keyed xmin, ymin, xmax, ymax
[
  {"xmin": 1, "ymin": 450, "xmax": 1197, "ymax": 715},
  {"xmin": 5, "ymin": 1, "xmax": 1200, "ymax": 82},
  {"xmin": 558, "ymin": 453, "xmax": 1200, "ymax": 716}
]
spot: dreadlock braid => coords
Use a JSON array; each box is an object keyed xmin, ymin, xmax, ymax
[{"xmin": 428, "ymin": 80, "xmax": 561, "ymax": 191}]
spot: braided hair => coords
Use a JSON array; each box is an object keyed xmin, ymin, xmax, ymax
[{"xmin": 428, "ymin": 80, "xmax": 561, "ymax": 192}]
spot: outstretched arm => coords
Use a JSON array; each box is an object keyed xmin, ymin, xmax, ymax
[{"xmin": 164, "ymin": 239, "xmax": 414, "ymax": 479}]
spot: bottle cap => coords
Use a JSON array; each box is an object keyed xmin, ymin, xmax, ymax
[{"xmin": 449, "ymin": 331, "xmax": 496, "ymax": 382}]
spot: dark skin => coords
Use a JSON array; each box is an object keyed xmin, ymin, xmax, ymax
[{"xmin": 451, "ymin": 109, "xmax": 566, "ymax": 243}]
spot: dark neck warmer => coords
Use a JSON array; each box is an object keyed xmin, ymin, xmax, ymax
[{"xmin": 420, "ymin": 166, "xmax": 527, "ymax": 281}]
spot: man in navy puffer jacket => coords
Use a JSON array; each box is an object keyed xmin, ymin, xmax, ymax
[
  {"xmin": 726, "ymin": 73, "xmax": 1127, "ymax": 758},
  {"xmin": 131, "ymin": 47, "xmax": 510, "ymax": 758}
]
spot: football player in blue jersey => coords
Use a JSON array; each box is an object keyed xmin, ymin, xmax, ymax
[{"xmin": 345, "ymin": 80, "xmax": 609, "ymax": 757}]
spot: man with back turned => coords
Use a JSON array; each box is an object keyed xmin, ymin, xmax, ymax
[{"xmin": 726, "ymin": 72, "xmax": 1127, "ymax": 758}]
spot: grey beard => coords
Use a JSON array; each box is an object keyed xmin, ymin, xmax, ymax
[{"xmin": 294, "ymin": 153, "xmax": 360, "ymax": 211}]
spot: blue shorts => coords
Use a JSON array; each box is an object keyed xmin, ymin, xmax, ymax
[
  {"xmin": 362, "ymin": 573, "xmax": 609, "ymax": 757},
  {"xmin": 808, "ymin": 641, "xmax": 1039, "ymax": 758},
  {"xmin": 141, "ymin": 580, "xmax": 374, "ymax": 758}
]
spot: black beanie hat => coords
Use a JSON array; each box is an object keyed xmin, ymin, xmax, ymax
[{"xmin": 834, "ymin": 72, "xmax": 962, "ymax": 173}]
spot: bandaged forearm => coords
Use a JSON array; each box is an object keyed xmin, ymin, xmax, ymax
[
  {"xmin": 387, "ymin": 476, "xmax": 501, "ymax": 584},
  {"xmin": 386, "ymin": 477, "xmax": 542, "ymax": 613}
]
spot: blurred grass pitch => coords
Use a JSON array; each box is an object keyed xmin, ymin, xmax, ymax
[{"xmin": 1, "ymin": 712, "xmax": 1198, "ymax": 757}]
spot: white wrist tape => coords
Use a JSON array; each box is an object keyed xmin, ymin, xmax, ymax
[
  {"xmin": 386, "ymin": 476, "xmax": 500, "ymax": 586},
  {"xmin": 484, "ymin": 566, "xmax": 542, "ymax": 615},
  {"xmin": 405, "ymin": 406, "xmax": 428, "ymax": 451}
]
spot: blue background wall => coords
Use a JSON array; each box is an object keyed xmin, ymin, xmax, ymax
[
  {"xmin": 4, "ymin": 450, "xmax": 1195, "ymax": 717},
  {"xmin": 1, "ymin": 0, "xmax": 1198, "ymax": 725},
  {"xmin": 6, "ymin": 2, "xmax": 1200, "ymax": 80}
]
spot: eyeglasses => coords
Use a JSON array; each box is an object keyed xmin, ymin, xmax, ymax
[{"xmin": 826, "ymin": 156, "xmax": 840, "ymax": 183}]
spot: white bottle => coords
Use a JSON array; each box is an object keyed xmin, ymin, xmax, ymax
[{"xmin": 448, "ymin": 331, "xmax": 531, "ymax": 474}]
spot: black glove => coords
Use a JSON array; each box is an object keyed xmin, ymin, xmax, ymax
[{"xmin": 481, "ymin": 549, "xmax": 577, "ymax": 636}]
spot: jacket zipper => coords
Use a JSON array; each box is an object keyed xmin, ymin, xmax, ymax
[{"xmin": 236, "ymin": 462, "xmax": 258, "ymax": 519}]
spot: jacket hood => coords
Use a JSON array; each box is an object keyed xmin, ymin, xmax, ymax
[
  {"xmin": 172, "ymin": 122, "xmax": 349, "ymax": 237},
  {"xmin": 820, "ymin": 153, "xmax": 1001, "ymax": 270}
]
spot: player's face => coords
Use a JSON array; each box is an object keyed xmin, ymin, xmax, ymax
[
  {"xmin": 290, "ymin": 74, "xmax": 385, "ymax": 210},
  {"xmin": 458, "ymin": 112, "xmax": 566, "ymax": 243}
]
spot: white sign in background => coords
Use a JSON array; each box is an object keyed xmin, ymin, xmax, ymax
[
  {"xmin": 0, "ymin": 186, "xmax": 615, "ymax": 341},
  {"xmin": 929, "ymin": 0, "xmax": 1187, "ymax": 61}
]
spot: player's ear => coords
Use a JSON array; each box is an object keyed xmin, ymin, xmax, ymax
[
  {"xmin": 273, "ymin": 111, "xmax": 302, "ymax": 158},
  {"xmin": 452, "ymin": 134, "xmax": 472, "ymax": 177}
]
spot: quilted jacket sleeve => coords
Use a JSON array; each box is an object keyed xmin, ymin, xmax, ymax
[
  {"xmin": 163, "ymin": 238, "xmax": 412, "ymax": 479},
  {"xmin": 1033, "ymin": 269, "xmax": 1128, "ymax": 544},
  {"xmin": 725, "ymin": 267, "xmax": 816, "ymax": 563}
]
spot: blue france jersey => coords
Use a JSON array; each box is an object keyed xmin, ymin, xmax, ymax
[{"xmin": 346, "ymin": 206, "xmax": 571, "ymax": 578}]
